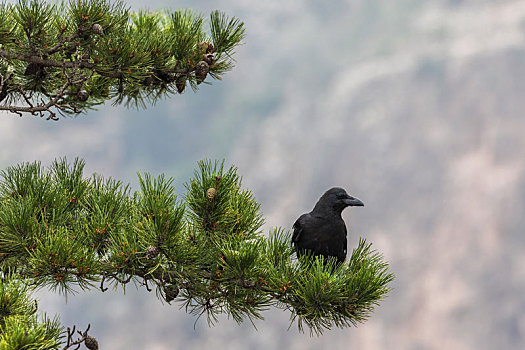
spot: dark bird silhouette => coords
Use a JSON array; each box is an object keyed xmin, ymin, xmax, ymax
[{"xmin": 292, "ymin": 187, "xmax": 364, "ymax": 264}]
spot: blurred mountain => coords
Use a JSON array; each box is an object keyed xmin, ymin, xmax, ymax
[
  {"xmin": 2, "ymin": 0, "xmax": 525, "ymax": 349},
  {"xmin": 230, "ymin": 2, "xmax": 525, "ymax": 350}
]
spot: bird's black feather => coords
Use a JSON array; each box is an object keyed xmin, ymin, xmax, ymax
[{"xmin": 292, "ymin": 187, "xmax": 363, "ymax": 264}]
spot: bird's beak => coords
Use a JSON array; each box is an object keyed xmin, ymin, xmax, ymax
[{"xmin": 344, "ymin": 196, "xmax": 364, "ymax": 207}]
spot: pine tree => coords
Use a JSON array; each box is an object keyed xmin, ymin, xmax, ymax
[
  {"xmin": 0, "ymin": 2, "xmax": 394, "ymax": 348},
  {"xmin": 0, "ymin": 158, "xmax": 394, "ymax": 348},
  {"xmin": 0, "ymin": 0, "xmax": 245, "ymax": 120}
]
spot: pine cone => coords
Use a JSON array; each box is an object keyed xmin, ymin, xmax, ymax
[
  {"xmin": 206, "ymin": 188, "xmax": 217, "ymax": 201},
  {"xmin": 91, "ymin": 23, "xmax": 104, "ymax": 35},
  {"xmin": 197, "ymin": 42, "xmax": 215, "ymax": 54},
  {"xmin": 146, "ymin": 245, "xmax": 159, "ymax": 259},
  {"xmin": 85, "ymin": 335, "xmax": 99, "ymax": 350},
  {"xmin": 202, "ymin": 53, "xmax": 215, "ymax": 65},
  {"xmin": 195, "ymin": 61, "xmax": 209, "ymax": 84},
  {"xmin": 197, "ymin": 41, "xmax": 208, "ymax": 53},
  {"xmin": 77, "ymin": 89, "xmax": 89, "ymax": 102}
]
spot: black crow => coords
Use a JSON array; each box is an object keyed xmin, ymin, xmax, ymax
[{"xmin": 292, "ymin": 187, "xmax": 364, "ymax": 264}]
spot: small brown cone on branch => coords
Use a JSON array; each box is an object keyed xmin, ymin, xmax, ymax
[
  {"xmin": 77, "ymin": 89, "xmax": 89, "ymax": 102},
  {"xmin": 91, "ymin": 23, "xmax": 104, "ymax": 35},
  {"xmin": 206, "ymin": 187, "xmax": 217, "ymax": 201},
  {"xmin": 146, "ymin": 245, "xmax": 159, "ymax": 259},
  {"xmin": 85, "ymin": 335, "xmax": 99, "ymax": 350},
  {"xmin": 202, "ymin": 53, "xmax": 215, "ymax": 65},
  {"xmin": 195, "ymin": 61, "xmax": 209, "ymax": 85}
]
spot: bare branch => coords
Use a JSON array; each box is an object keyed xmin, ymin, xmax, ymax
[
  {"xmin": 0, "ymin": 65, "xmax": 94, "ymax": 119},
  {"xmin": 62, "ymin": 324, "xmax": 96, "ymax": 350}
]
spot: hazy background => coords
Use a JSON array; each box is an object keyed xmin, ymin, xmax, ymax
[{"xmin": 1, "ymin": 0, "xmax": 525, "ymax": 349}]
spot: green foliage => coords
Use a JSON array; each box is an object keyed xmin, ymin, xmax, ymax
[
  {"xmin": 210, "ymin": 10, "xmax": 245, "ymax": 58},
  {"xmin": 0, "ymin": 274, "xmax": 63, "ymax": 350},
  {"xmin": 169, "ymin": 10, "xmax": 205, "ymax": 61},
  {"xmin": 29, "ymin": 226, "xmax": 100, "ymax": 293},
  {"xmin": 0, "ymin": 0, "xmax": 246, "ymax": 118},
  {"xmin": 0, "ymin": 158, "xmax": 394, "ymax": 337},
  {"xmin": 135, "ymin": 172, "xmax": 186, "ymax": 270},
  {"xmin": 185, "ymin": 160, "xmax": 263, "ymax": 240},
  {"xmin": 290, "ymin": 239, "xmax": 394, "ymax": 334}
]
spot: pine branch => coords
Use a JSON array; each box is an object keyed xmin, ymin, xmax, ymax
[
  {"xmin": 0, "ymin": 158, "xmax": 394, "ymax": 338},
  {"xmin": 0, "ymin": 0, "xmax": 246, "ymax": 120},
  {"xmin": 0, "ymin": 273, "xmax": 63, "ymax": 349}
]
